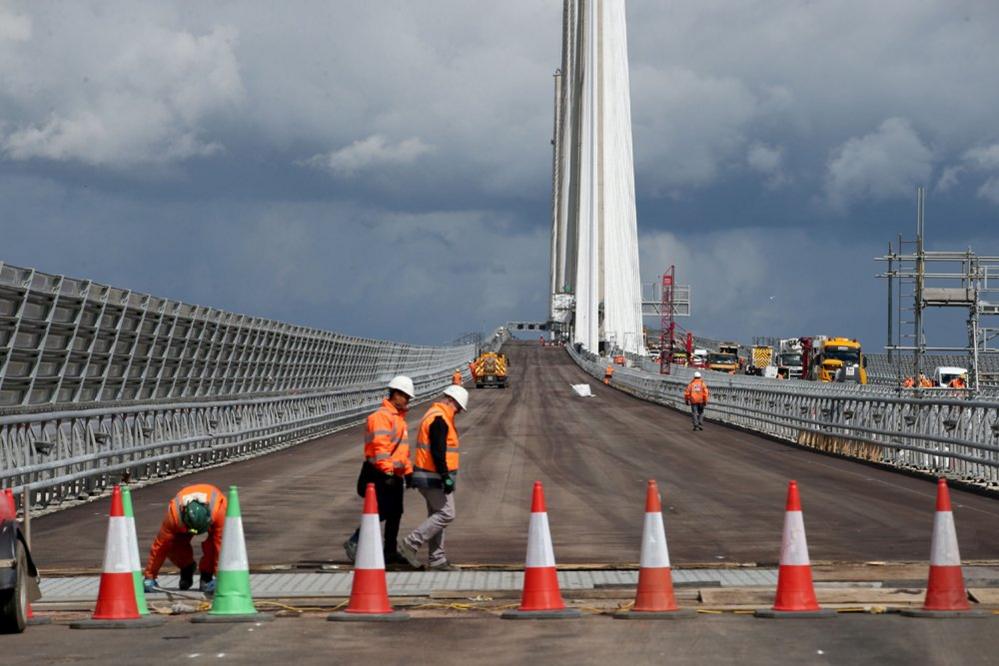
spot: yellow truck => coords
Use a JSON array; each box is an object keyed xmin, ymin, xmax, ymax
[
  {"xmin": 474, "ymin": 352, "xmax": 509, "ymax": 389},
  {"xmin": 811, "ymin": 337, "xmax": 868, "ymax": 384},
  {"xmin": 707, "ymin": 343, "xmax": 740, "ymax": 374}
]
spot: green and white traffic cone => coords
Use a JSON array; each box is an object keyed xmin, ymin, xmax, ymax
[
  {"xmin": 121, "ymin": 486, "xmax": 149, "ymax": 615},
  {"xmin": 192, "ymin": 486, "xmax": 272, "ymax": 623}
]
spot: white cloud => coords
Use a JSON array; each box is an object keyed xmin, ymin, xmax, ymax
[
  {"xmin": 1, "ymin": 14, "xmax": 243, "ymax": 166},
  {"xmin": 0, "ymin": 5, "xmax": 30, "ymax": 42},
  {"xmin": 746, "ymin": 142, "xmax": 788, "ymax": 188},
  {"xmin": 302, "ymin": 135, "xmax": 434, "ymax": 176},
  {"xmin": 824, "ymin": 118, "xmax": 933, "ymax": 209}
]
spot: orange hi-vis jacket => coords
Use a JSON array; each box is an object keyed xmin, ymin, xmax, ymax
[
  {"xmin": 413, "ymin": 401, "xmax": 460, "ymax": 483},
  {"xmin": 684, "ymin": 378, "xmax": 710, "ymax": 405},
  {"xmin": 145, "ymin": 484, "xmax": 226, "ymax": 579},
  {"xmin": 364, "ymin": 399, "xmax": 412, "ymax": 477},
  {"xmin": 452, "ymin": 371, "xmax": 463, "ymax": 385}
]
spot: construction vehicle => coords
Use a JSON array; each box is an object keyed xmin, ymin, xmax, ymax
[
  {"xmin": 474, "ymin": 351, "xmax": 509, "ymax": 389},
  {"xmin": 1, "ymin": 496, "xmax": 41, "ymax": 633},
  {"xmin": 776, "ymin": 338, "xmax": 804, "ymax": 379},
  {"xmin": 809, "ymin": 337, "xmax": 867, "ymax": 384},
  {"xmin": 707, "ymin": 343, "xmax": 740, "ymax": 374},
  {"xmin": 933, "ymin": 366, "xmax": 968, "ymax": 388},
  {"xmin": 691, "ymin": 348, "xmax": 708, "ymax": 368},
  {"xmin": 746, "ymin": 345, "xmax": 774, "ymax": 376}
]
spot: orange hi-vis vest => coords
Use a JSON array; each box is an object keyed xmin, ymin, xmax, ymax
[
  {"xmin": 364, "ymin": 399, "xmax": 412, "ymax": 477},
  {"xmin": 684, "ymin": 378, "xmax": 709, "ymax": 405},
  {"xmin": 452, "ymin": 371, "xmax": 463, "ymax": 385},
  {"xmin": 413, "ymin": 401, "xmax": 460, "ymax": 482},
  {"xmin": 145, "ymin": 484, "xmax": 226, "ymax": 578}
]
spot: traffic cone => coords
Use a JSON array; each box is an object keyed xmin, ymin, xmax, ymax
[
  {"xmin": 902, "ymin": 479, "xmax": 990, "ymax": 618},
  {"xmin": 121, "ymin": 486, "xmax": 149, "ymax": 615},
  {"xmin": 328, "ymin": 483, "xmax": 409, "ymax": 622},
  {"xmin": 192, "ymin": 486, "xmax": 273, "ymax": 623},
  {"xmin": 502, "ymin": 481, "xmax": 581, "ymax": 619},
  {"xmin": 616, "ymin": 481, "xmax": 694, "ymax": 619},
  {"xmin": 755, "ymin": 481, "xmax": 836, "ymax": 618},
  {"xmin": 70, "ymin": 486, "xmax": 164, "ymax": 628}
]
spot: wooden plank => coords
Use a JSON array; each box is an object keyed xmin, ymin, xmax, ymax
[{"xmin": 699, "ymin": 587, "xmax": 926, "ymax": 606}]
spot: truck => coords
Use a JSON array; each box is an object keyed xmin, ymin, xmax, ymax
[
  {"xmin": 933, "ymin": 366, "xmax": 968, "ymax": 388},
  {"xmin": 746, "ymin": 345, "xmax": 775, "ymax": 376},
  {"xmin": 707, "ymin": 343, "xmax": 740, "ymax": 374},
  {"xmin": 1, "ymin": 496, "xmax": 41, "ymax": 633},
  {"xmin": 690, "ymin": 348, "xmax": 708, "ymax": 368},
  {"xmin": 473, "ymin": 352, "xmax": 509, "ymax": 389},
  {"xmin": 776, "ymin": 338, "xmax": 804, "ymax": 379},
  {"xmin": 810, "ymin": 337, "xmax": 868, "ymax": 384}
]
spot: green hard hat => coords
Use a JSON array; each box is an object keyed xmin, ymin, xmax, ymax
[{"xmin": 181, "ymin": 500, "xmax": 211, "ymax": 534}]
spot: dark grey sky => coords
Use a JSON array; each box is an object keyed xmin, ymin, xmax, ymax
[{"xmin": 2, "ymin": 1, "xmax": 998, "ymax": 348}]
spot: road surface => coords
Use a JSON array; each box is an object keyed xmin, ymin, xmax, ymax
[{"xmin": 31, "ymin": 341, "xmax": 999, "ymax": 569}]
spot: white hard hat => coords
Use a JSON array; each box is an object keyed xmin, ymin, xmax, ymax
[
  {"xmin": 387, "ymin": 375, "xmax": 415, "ymax": 398},
  {"xmin": 693, "ymin": 371, "xmax": 702, "ymax": 378},
  {"xmin": 443, "ymin": 385, "xmax": 469, "ymax": 411}
]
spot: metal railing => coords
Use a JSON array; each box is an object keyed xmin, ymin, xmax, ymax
[
  {"xmin": 571, "ymin": 346, "xmax": 999, "ymax": 487},
  {"xmin": 1, "ymin": 262, "xmax": 477, "ymax": 511}
]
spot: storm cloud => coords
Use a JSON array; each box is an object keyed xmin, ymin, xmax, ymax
[{"xmin": 2, "ymin": 1, "xmax": 998, "ymax": 347}]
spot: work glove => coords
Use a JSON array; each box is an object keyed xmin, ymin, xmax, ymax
[
  {"xmin": 442, "ymin": 474, "xmax": 455, "ymax": 495},
  {"xmin": 143, "ymin": 578, "xmax": 158, "ymax": 593},
  {"xmin": 404, "ymin": 474, "xmax": 414, "ymax": 489}
]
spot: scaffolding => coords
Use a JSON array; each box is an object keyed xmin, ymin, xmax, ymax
[{"xmin": 877, "ymin": 187, "xmax": 999, "ymax": 391}]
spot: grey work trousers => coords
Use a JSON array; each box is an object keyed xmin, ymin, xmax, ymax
[
  {"xmin": 404, "ymin": 487, "xmax": 456, "ymax": 567},
  {"xmin": 690, "ymin": 403, "xmax": 705, "ymax": 428}
]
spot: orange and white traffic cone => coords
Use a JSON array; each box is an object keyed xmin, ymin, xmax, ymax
[
  {"xmin": 616, "ymin": 480, "xmax": 694, "ymax": 619},
  {"xmin": 502, "ymin": 481, "xmax": 580, "ymax": 619},
  {"xmin": 328, "ymin": 483, "xmax": 409, "ymax": 622},
  {"xmin": 70, "ymin": 486, "xmax": 164, "ymax": 629},
  {"xmin": 755, "ymin": 481, "xmax": 836, "ymax": 618},
  {"xmin": 902, "ymin": 479, "xmax": 990, "ymax": 618}
]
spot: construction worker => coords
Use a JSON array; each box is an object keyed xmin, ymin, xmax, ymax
[
  {"xmin": 919, "ymin": 373, "xmax": 933, "ymax": 388},
  {"xmin": 604, "ymin": 364, "xmax": 614, "ymax": 385},
  {"xmin": 468, "ymin": 360, "xmax": 478, "ymax": 383},
  {"xmin": 143, "ymin": 483, "xmax": 226, "ymax": 593},
  {"xmin": 902, "ymin": 376, "xmax": 915, "ymax": 388},
  {"xmin": 343, "ymin": 375, "xmax": 414, "ymax": 564},
  {"xmin": 949, "ymin": 374, "xmax": 967, "ymax": 389},
  {"xmin": 684, "ymin": 371, "xmax": 710, "ymax": 431},
  {"xmin": 452, "ymin": 368, "xmax": 463, "ymax": 385},
  {"xmin": 397, "ymin": 385, "xmax": 468, "ymax": 571}
]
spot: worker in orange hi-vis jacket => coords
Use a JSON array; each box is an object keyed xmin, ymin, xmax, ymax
[
  {"xmin": 683, "ymin": 372, "xmax": 710, "ymax": 432},
  {"xmin": 143, "ymin": 484, "xmax": 226, "ymax": 593}
]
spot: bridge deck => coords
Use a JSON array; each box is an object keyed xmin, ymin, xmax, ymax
[{"xmin": 31, "ymin": 341, "xmax": 999, "ymax": 569}]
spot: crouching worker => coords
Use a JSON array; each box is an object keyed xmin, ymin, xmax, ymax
[
  {"xmin": 397, "ymin": 385, "xmax": 468, "ymax": 571},
  {"xmin": 143, "ymin": 484, "xmax": 226, "ymax": 593}
]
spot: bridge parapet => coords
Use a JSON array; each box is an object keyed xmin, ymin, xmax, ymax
[
  {"xmin": 570, "ymin": 346, "xmax": 999, "ymax": 489},
  {"xmin": 0, "ymin": 262, "xmax": 476, "ymax": 511}
]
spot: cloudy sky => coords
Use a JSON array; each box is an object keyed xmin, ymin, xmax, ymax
[{"xmin": 2, "ymin": 1, "xmax": 998, "ymax": 348}]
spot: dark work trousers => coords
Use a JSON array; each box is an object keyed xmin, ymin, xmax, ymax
[
  {"xmin": 349, "ymin": 474, "xmax": 405, "ymax": 556},
  {"xmin": 690, "ymin": 403, "xmax": 705, "ymax": 429}
]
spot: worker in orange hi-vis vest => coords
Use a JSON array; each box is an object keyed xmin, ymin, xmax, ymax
[
  {"xmin": 143, "ymin": 484, "xmax": 226, "ymax": 593},
  {"xmin": 452, "ymin": 369, "xmax": 463, "ymax": 385},
  {"xmin": 683, "ymin": 372, "xmax": 710, "ymax": 432},
  {"xmin": 604, "ymin": 364, "xmax": 614, "ymax": 385}
]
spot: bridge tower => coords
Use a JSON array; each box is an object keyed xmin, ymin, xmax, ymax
[{"xmin": 549, "ymin": 0, "xmax": 645, "ymax": 355}]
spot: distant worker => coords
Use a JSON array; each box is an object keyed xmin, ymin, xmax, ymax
[
  {"xmin": 452, "ymin": 368, "xmax": 463, "ymax": 385},
  {"xmin": 343, "ymin": 375, "xmax": 414, "ymax": 564},
  {"xmin": 468, "ymin": 360, "xmax": 478, "ymax": 383},
  {"xmin": 604, "ymin": 364, "xmax": 614, "ymax": 385},
  {"xmin": 397, "ymin": 385, "xmax": 468, "ymax": 571},
  {"xmin": 684, "ymin": 371, "xmax": 710, "ymax": 431},
  {"xmin": 143, "ymin": 484, "xmax": 226, "ymax": 593},
  {"xmin": 949, "ymin": 375, "xmax": 967, "ymax": 389},
  {"xmin": 919, "ymin": 374, "xmax": 933, "ymax": 388},
  {"xmin": 902, "ymin": 376, "xmax": 915, "ymax": 388}
]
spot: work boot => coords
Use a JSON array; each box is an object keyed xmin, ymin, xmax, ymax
[
  {"xmin": 178, "ymin": 563, "xmax": 196, "ymax": 591},
  {"xmin": 396, "ymin": 541, "xmax": 421, "ymax": 569},
  {"xmin": 343, "ymin": 537, "xmax": 357, "ymax": 563},
  {"xmin": 199, "ymin": 572, "xmax": 215, "ymax": 593},
  {"xmin": 428, "ymin": 561, "xmax": 459, "ymax": 572}
]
